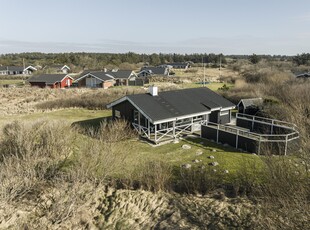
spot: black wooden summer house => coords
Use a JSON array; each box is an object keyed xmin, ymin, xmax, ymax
[{"xmin": 107, "ymin": 86, "xmax": 235, "ymax": 144}]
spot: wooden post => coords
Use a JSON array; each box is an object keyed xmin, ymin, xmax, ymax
[
  {"xmin": 138, "ymin": 111, "xmax": 141, "ymax": 134},
  {"xmin": 191, "ymin": 117, "xmax": 194, "ymax": 133},
  {"xmin": 148, "ymin": 120, "xmax": 150, "ymax": 138},
  {"xmin": 258, "ymin": 136, "xmax": 261, "ymax": 155},
  {"xmin": 236, "ymin": 130, "xmax": 239, "ymax": 149},
  {"xmin": 284, "ymin": 135, "xmax": 288, "ymax": 156},
  {"xmin": 216, "ymin": 124, "xmax": 219, "ymax": 143},
  {"xmin": 251, "ymin": 116, "xmax": 255, "ymax": 131},
  {"xmin": 173, "ymin": 120, "xmax": 176, "ymax": 138},
  {"xmin": 154, "ymin": 124, "xmax": 157, "ymax": 143}
]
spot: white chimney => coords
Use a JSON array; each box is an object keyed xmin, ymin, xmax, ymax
[{"xmin": 149, "ymin": 86, "xmax": 158, "ymax": 96}]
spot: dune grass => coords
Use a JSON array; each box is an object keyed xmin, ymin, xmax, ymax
[{"xmin": 0, "ymin": 79, "xmax": 24, "ymax": 85}]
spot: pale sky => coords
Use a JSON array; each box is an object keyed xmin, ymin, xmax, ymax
[{"xmin": 0, "ymin": 0, "xmax": 310, "ymax": 55}]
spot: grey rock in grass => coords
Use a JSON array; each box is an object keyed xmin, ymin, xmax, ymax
[
  {"xmin": 223, "ymin": 170, "xmax": 229, "ymax": 174},
  {"xmin": 212, "ymin": 149, "xmax": 217, "ymax": 152},
  {"xmin": 212, "ymin": 169, "xmax": 217, "ymax": 172},
  {"xmin": 192, "ymin": 159, "xmax": 201, "ymax": 163},
  {"xmin": 196, "ymin": 150, "xmax": 203, "ymax": 156},
  {"xmin": 181, "ymin": 163, "xmax": 192, "ymax": 169},
  {"xmin": 209, "ymin": 155, "xmax": 215, "ymax": 159},
  {"xmin": 209, "ymin": 162, "xmax": 219, "ymax": 166},
  {"xmin": 173, "ymin": 139, "xmax": 180, "ymax": 144},
  {"xmin": 182, "ymin": 144, "xmax": 191, "ymax": 150}
]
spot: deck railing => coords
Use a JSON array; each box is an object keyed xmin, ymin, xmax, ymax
[{"xmin": 202, "ymin": 119, "xmax": 299, "ymax": 155}]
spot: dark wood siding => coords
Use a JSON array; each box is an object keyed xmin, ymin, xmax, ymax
[
  {"xmin": 30, "ymin": 82, "xmax": 46, "ymax": 88},
  {"xmin": 209, "ymin": 111, "xmax": 230, "ymax": 124},
  {"xmin": 112, "ymin": 100, "xmax": 136, "ymax": 122},
  {"xmin": 209, "ymin": 111, "xmax": 219, "ymax": 123},
  {"xmin": 219, "ymin": 112, "xmax": 230, "ymax": 124}
]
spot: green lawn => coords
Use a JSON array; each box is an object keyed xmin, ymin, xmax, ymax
[
  {"xmin": 117, "ymin": 136, "xmax": 263, "ymax": 178},
  {"xmin": 0, "ymin": 108, "xmax": 111, "ymax": 128}
]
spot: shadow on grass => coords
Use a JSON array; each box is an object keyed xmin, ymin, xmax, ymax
[{"xmin": 72, "ymin": 116, "xmax": 113, "ymax": 132}]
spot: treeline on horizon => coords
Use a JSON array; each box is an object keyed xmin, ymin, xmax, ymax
[{"xmin": 0, "ymin": 52, "xmax": 308, "ymax": 70}]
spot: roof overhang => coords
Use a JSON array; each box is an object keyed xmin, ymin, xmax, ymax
[
  {"xmin": 24, "ymin": 66, "xmax": 37, "ymax": 71},
  {"xmin": 153, "ymin": 111, "xmax": 211, "ymax": 125},
  {"xmin": 221, "ymin": 106, "xmax": 235, "ymax": 111},
  {"xmin": 60, "ymin": 74, "xmax": 74, "ymax": 82},
  {"xmin": 61, "ymin": 65, "xmax": 70, "ymax": 70}
]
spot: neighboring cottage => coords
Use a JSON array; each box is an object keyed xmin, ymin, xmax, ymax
[
  {"xmin": 138, "ymin": 67, "xmax": 170, "ymax": 77},
  {"xmin": 159, "ymin": 62, "xmax": 191, "ymax": 69},
  {"xmin": 106, "ymin": 70, "xmax": 137, "ymax": 86},
  {"xmin": 237, "ymin": 98, "xmax": 263, "ymax": 115},
  {"xmin": 295, "ymin": 72, "xmax": 310, "ymax": 78},
  {"xmin": 75, "ymin": 70, "xmax": 142, "ymax": 88},
  {"xmin": 48, "ymin": 65, "xmax": 71, "ymax": 74},
  {"xmin": 74, "ymin": 71, "xmax": 115, "ymax": 89},
  {"xmin": 0, "ymin": 66, "xmax": 37, "ymax": 75},
  {"xmin": 107, "ymin": 86, "xmax": 235, "ymax": 143},
  {"xmin": 28, "ymin": 74, "xmax": 73, "ymax": 88}
]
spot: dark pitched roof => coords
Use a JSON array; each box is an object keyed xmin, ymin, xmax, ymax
[
  {"xmin": 296, "ymin": 72, "xmax": 310, "ymax": 78},
  {"xmin": 0, "ymin": 66, "xmax": 24, "ymax": 71},
  {"xmin": 28, "ymin": 74, "xmax": 69, "ymax": 84},
  {"xmin": 107, "ymin": 70, "xmax": 134, "ymax": 79},
  {"xmin": 166, "ymin": 62, "xmax": 189, "ymax": 67},
  {"xmin": 109, "ymin": 87, "xmax": 235, "ymax": 123},
  {"xmin": 140, "ymin": 67, "xmax": 168, "ymax": 75},
  {"xmin": 78, "ymin": 71, "xmax": 115, "ymax": 81},
  {"xmin": 77, "ymin": 70, "xmax": 133, "ymax": 82},
  {"xmin": 238, "ymin": 98, "xmax": 263, "ymax": 108}
]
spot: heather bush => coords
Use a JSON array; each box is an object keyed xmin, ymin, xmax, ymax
[
  {"xmin": 0, "ymin": 121, "xmax": 75, "ymax": 201},
  {"xmin": 133, "ymin": 160, "xmax": 173, "ymax": 192}
]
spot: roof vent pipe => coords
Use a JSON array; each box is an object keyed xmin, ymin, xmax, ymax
[{"xmin": 149, "ymin": 86, "xmax": 158, "ymax": 96}]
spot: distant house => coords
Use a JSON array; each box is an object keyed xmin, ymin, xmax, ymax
[
  {"xmin": 138, "ymin": 67, "xmax": 170, "ymax": 77},
  {"xmin": 237, "ymin": 98, "xmax": 263, "ymax": 115},
  {"xmin": 46, "ymin": 65, "xmax": 71, "ymax": 74},
  {"xmin": 74, "ymin": 70, "xmax": 142, "ymax": 88},
  {"xmin": 74, "ymin": 71, "xmax": 115, "ymax": 89},
  {"xmin": 295, "ymin": 72, "xmax": 310, "ymax": 78},
  {"xmin": 0, "ymin": 66, "xmax": 37, "ymax": 75},
  {"xmin": 28, "ymin": 74, "xmax": 73, "ymax": 88},
  {"xmin": 159, "ymin": 62, "xmax": 191, "ymax": 69},
  {"xmin": 107, "ymin": 87, "xmax": 235, "ymax": 143},
  {"xmin": 106, "ymin": 70, "xmax": 137, "ymax": 86}
]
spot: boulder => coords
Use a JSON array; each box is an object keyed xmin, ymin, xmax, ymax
[
  {"xmin": 209, "ymin": 155, "xmax": 215, "ymax": 159},
  {"xmin": 196, "ymin": 150, "xmax": 203, "ymax": 156},
  {"xmin": 209, "ymin": 162, "xmax": 219, "ymax": 166},
  {"xmin": 192, "ymin": 159, "xmax": 201, "ymax": 163},
  {"xmin": 181, "ymin": 164, "xmax": 191, "ymax": 169},
  {"xmin": 182, "ymin": 144, "xmax": 191, "ymax": 150}
]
